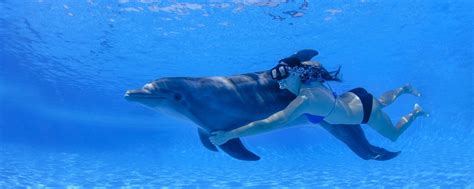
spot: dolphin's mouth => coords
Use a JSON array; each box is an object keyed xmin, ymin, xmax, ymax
[{"xmin": 124, "ymin": 89, "xmax": 166, "ymax": 101}]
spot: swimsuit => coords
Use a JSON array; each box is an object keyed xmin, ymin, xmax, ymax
[
  {"xmin": 304, "ymin": 113, "xmax": 326, "ymax": 124},
  {"xmin": 304, "ymin": 87, "xmax": 373, "ymax": 124},
  {"xmin": 349, "ymin": 87, "xmax": 373, "ymax": 124}
]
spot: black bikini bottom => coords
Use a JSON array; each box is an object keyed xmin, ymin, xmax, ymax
[{"xmin": 349, "ymin": 87, "xmax": 373, "ymax": 124}]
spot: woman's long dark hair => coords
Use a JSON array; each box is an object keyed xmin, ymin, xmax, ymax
[
  {"xmin": 299, "ymin": 64, "xmax": 342, "ymax": 83},
  {"xmin": 278, "ymin": 57, "xmax": 342, "ymax": 83}
]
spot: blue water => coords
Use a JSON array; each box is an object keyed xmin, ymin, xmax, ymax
[{"xmin": 1, "ymin": 0, "xmax": 473, "ymax": 187}]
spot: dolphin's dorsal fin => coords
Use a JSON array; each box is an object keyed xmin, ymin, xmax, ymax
[
  {"xmin": 197, "ymin": 128, "xmax": 218, "ymax": 152},
  {"xmin": 290, "ymin": 49, "xmax": 319, "ymax": 62},
  {"xmin": 219, "ymin": 138, "xmax": 261, "ymax": 161}
]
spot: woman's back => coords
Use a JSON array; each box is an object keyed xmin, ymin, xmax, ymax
[
  {"xmin": 299, "ymin": 83, "xmax": 336, "ymax": 117},
  {"xmin": 301, "ymin": 83, "xmax": 365, "ymax": 125}
]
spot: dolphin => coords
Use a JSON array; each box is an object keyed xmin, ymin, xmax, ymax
[{"xmin": 124, "ymin": 50, "xmax": 400, "ymax": 161}]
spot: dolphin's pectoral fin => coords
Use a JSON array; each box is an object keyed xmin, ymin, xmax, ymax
[
  {"xmin": 197, "ymin": 128, "xmax": 218, "ymax": 152},
  {"xmin": 291, "ymin": 49, "xmax": 319, "ymax": 61},
  {"xmin": 219, "ymin": 138, "xmax": 261, "ymax": 161},
  {"xmin": 319, "ymin": 121, "xmax": 400, "ymax": 161}
]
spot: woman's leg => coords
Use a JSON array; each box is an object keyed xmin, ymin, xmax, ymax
[
  {"xmin": 394, "ymin": 103, "xmax": 429, "ymax": 133},
  {"xmin": 368, "ymin": 103, "xmax": 427, "ymax": 142},
  {"xmin": 378, "ymin": 84, "xmax": 421, "ymax": 108}
]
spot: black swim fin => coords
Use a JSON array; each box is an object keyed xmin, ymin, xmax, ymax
[
  {"xmin": 219, "ymin": 138, "xmax": 261, "ymax": 161},
  {"xmin": 291, "ymin": 49, "xmax": 319, "ymax": 62},
  {"xmin": 197, "ymin": 128, "xmax": 218, "ymax": 152}
]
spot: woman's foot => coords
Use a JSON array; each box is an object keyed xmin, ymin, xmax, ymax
[
  {"xmin": 414, "ymin": 103, "xmax": 430, "ymax": 117},
  {"xmin": 403, "ymin": 84, "xmax": 421, "ymax": 97}
]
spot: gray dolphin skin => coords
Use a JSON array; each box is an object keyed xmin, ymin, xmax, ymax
[{"xmin": 125, "ymin": 50, "xmax": 400, "ymax": 161}]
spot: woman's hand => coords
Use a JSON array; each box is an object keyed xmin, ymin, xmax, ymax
[{"xmin": 209, "ymin": 130, "xmax": 234, "ymax": 146}]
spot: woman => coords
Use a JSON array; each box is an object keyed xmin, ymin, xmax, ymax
[{"xmin": 209, "ymin": 57, "xmax": 428, "ymax": 145}]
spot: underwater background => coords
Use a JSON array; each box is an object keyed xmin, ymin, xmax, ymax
[{"xmin": 1, "ymin": 0, "xmax": 473, "ymax": 187}]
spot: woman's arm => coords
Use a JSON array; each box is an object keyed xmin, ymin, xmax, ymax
[{"xmin": 209, "ymin": 93, "xmax": 310, "ymax": 145}]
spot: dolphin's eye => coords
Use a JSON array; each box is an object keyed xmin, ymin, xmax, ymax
[{"xmin": 174, "ymin": 94, "xmax": 182, "ymax": 101}]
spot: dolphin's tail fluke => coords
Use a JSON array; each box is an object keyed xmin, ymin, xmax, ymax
[
  {"xmin": 319, "ymin": 121, "xmax": 401, "ymax": 161},
  {"xmin": 219, "ymin": 138, "xmax": 261, "ymax": 161},
  {"xmin": 369, "ymin": 146, "xmax": 401, "ymax": 161}
]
